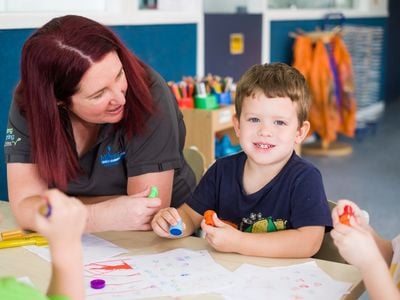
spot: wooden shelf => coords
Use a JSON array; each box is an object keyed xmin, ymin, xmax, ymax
[
  {"xmin": 182, "ymin": 105, "xmax": 236, "ymax": 167},
  {"xmin": 302, "ymin": 141, "xmax": 353, "ymax": 156}
]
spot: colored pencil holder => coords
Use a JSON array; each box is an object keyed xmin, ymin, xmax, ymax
[
  {"xmin": 215, "ymin": 92, "xmax": 232, "ymax": 106},
  {"xmin": 178, "ymin": 97, "xmax": 194, "ymax": 109},
  {"xmin": 194, "ymin": 94, "xmax": 218, "ymax": 109}
]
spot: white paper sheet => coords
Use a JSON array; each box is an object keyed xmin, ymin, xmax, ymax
[
  {"xmin": 84, "ymin": 248, "xmax": 234, "ymax": 299},
  {"xmin": 24, "ymin": 234, "xmax": 128, "ymax": 264},
  {"xmin": 220, "ymin": 261, "xmax": 352, "ymax": 300}
]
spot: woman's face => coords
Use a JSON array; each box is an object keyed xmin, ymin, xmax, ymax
[{"xmin": 69, "ymin": 51, "xmax": 128, "ymax": 124}]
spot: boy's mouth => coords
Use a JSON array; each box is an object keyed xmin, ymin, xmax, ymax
[{"xmin": 255, "ymin": 143, "xmax": 275, "ymax": 149}]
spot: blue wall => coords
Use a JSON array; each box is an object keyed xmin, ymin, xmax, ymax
[
  {"xmin": 204, "ymin": 14, "xmax": 262, "ymax": 82},
  {"xmin": 0, "ymin": 23, "xmax": 197, "ymax": 201},
  {"xmin": 269, "ymin": 18, "xmax": 388, "ymax": 101}
]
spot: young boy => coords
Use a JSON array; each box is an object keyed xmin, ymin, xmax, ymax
[
  {"xmin": 331, "ymin": 200, "xmax": 400, "ymax": 299},
  {"xmin": 0, "ymin": 189, "xmax": 86, "ymax": 300},
  {"xmin": 152, "ymin": 63, "xmax": 332, "ymax": 258}
]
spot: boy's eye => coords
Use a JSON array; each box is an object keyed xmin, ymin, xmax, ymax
[
  {"xmin": 248, "ymin": 117, "xmax": 260, "ymax": 123},
  {"xmin": 274, "ymin": 120, "xmax": 286, "ymax": 126}
]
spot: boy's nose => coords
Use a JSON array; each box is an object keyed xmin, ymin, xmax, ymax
[{"xmin": 259, "ymin": 125, "xmax": 273, "ymax": 137}]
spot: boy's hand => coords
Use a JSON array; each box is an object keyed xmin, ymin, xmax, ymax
[
  {"xmin": 330, "ymin": 219, "xmax": 383, "ymax": 271},
  {"xmin": 201, "ymin": 213, "xmax": 241, "ymax": 252},
  {"xmin": 151, "ymin": 207, "xmax": 183, "ymax": 238}
]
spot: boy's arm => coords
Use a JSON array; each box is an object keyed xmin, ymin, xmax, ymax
[
  {"xmin": 203, "ymin": 217, "xmax": 324, "ymax": 258},
  {"xmin": 238, "ymin": 226, "xmax": 324, "ymax": 258},
  {"xmin": 179, "ymin": 204, "xmax": 204, "ymax": 236}
]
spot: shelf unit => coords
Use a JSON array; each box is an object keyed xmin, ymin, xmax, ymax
[{"xmin": 182, "ymin": 105, "xmax": 237, "ymax": 167}]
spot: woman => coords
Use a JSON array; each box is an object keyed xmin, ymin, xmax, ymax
[{"xmin": 4, "ymin": 15, "xmax": 196, "ymax": 232}]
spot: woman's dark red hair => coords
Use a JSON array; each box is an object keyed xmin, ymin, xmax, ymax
[{"xmin": 15, "ymin": 15, "xmax": 154, "ymax": 189}]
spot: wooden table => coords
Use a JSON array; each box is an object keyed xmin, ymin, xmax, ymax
[{"xmin": 0, "ymin": 201, "xmax": 364, "ymax": 299}]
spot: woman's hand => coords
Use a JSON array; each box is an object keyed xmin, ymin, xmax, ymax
[{"xmin": 82, "ymin": 188, "xmax": 162, "ymax": 232}]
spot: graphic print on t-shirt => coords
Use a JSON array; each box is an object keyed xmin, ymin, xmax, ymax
[{"xmin": 240, "ymin": 212, "xmax": 287, "ymax": 233}]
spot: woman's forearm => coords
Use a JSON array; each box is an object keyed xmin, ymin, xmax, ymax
[
  {"xmin": 83, "ymin": 194, "xmax": 161, "ymax": 233},
  {"xmin": 84, "ymin": 199, "xmax": 117, "ymax": 233},
  {"xmin": 10, "ymin": 195, "xmax": 47, "ymax": 231}
]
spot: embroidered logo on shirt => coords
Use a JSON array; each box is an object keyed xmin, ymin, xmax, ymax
[
  {"xmin": 100, "ymin": 145, "xmax": 125, "ymax": 167},
  {"xmin": 4, "ymin": 128, "xmax": 21, "ymax": 147},
  {"xmin": 240, "ymin": 212, "xmax": 287, "ymax": 233}
]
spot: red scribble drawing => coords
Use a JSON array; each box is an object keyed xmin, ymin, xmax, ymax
[
  {"xmin": 85, "ymin": 259, "xmax": 136, "ymax": 276},
  {"xmin": 89, "ymin": 261, "xmax": 133, "ymax": 271}
]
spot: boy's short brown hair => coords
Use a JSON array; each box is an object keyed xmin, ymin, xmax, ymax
[{"xmin": 235, "ymin": 63, "xmax": 311, "ymax": 125}]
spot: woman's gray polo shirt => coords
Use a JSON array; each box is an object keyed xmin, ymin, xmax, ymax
[{"xmin": 4, "ymin": 69, "xmax": 196, "ymax": 207}]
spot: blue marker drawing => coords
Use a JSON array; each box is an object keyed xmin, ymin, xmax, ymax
[{"xmin": 169, "ymin": 219, "xmax": 183, "ymax": 236}]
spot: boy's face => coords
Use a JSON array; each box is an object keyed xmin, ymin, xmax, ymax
[{"xmin": 233, "ymin": 91, "xmax": 309, "ymax": 167}]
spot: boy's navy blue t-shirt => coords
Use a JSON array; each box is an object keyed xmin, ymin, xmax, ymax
[{"xmin": 186, "ymin": 151, "xmax": 332, "ymax": 232}]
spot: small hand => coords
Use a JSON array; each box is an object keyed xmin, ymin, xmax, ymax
[
  {"xmin": 332, "ymin": 199, "xmax": 368, "ymax": 228},
  {"xmin": 34, "ymin": 189, "xmax": 87, "ymax": 246},
  {"xmin": 331, "ymin": 219, "xmax": 382, "ymax": 270},
  {"xmin": 151, "ymin": 207, "xmax": 183, "ymax": 238},
  {"xmin": 201, "ymin": 213, "xmax": 240, "ymax": 252}
]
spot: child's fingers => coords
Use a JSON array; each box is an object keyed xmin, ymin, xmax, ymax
[
  {"xmin": 151, "ymin": 217, "xmax": 171, "ymax": 237},
  {"xmin": 159, "ymin": 208, "xmax": 181, "ymax": 226},
  {"xmin": 200, "ymin": 219, "xmax": 212, "ymax": 233},
  {"xmin": 168, "ymin": 208, "xmax": 182, "ymax": 224},
  {"xmin": 212, "ymin": 214, "xmax": 228, "ymax": 228},
  {"xmin": 332, "ymin": 221, "xmax": 353, "ymax": 234},
  {"xmin": 33, "ymin": 211, "xmax": 50, "ymax": 234},
  {"xmin": 336, "ymin": 200, "xmax": 361, "ymax": 215}
]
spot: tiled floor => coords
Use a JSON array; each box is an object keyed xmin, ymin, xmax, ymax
[{"xmin": 303, "ymin": 99, "xmax": 400, "ymax": 299}]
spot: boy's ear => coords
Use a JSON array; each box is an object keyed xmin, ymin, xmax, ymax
[
  {"xmin": 295, "ymin": 120, "xmax": 310, "ymax": 144},
  {"xmin": 232, "ymin": 114, "xmax": 240, "ymax": 138}
]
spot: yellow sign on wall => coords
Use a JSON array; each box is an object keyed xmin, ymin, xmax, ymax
[{"xmin": 230, "ymin": 33, "xmax": 244, "ymax": 55}]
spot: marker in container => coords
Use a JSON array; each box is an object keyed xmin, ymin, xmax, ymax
[
  {"xmin": 1, "ymin": 229, "xmax": 25, "ymax": 241},
  {"xmin": 204, "ymin": 210, "xmax": 216, "ymax": 226},
  {"xmin": 169, "ymin": 219, "xmax": 183, "ymax": 236},
  {"xmin": 339, "ymin": 205, "xmax": 354, "ymax": 226},
  {"xmin": 39, "ymin": 203, "xmax": 52, "ymax": 218},
  {"xmin": 0, "ymin": 201, "xmax": 51, "ymax": 248},
  {"xmin": 0, "ymin": 235, "xmax": 48, "ymax": 249},
  {"xmin": 90, "ymin": 279, "xmax": 106, "ymax": 289},
  {"xmin": 148, "ymin": 186, "xmax": 158, "ymax": 198}
]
